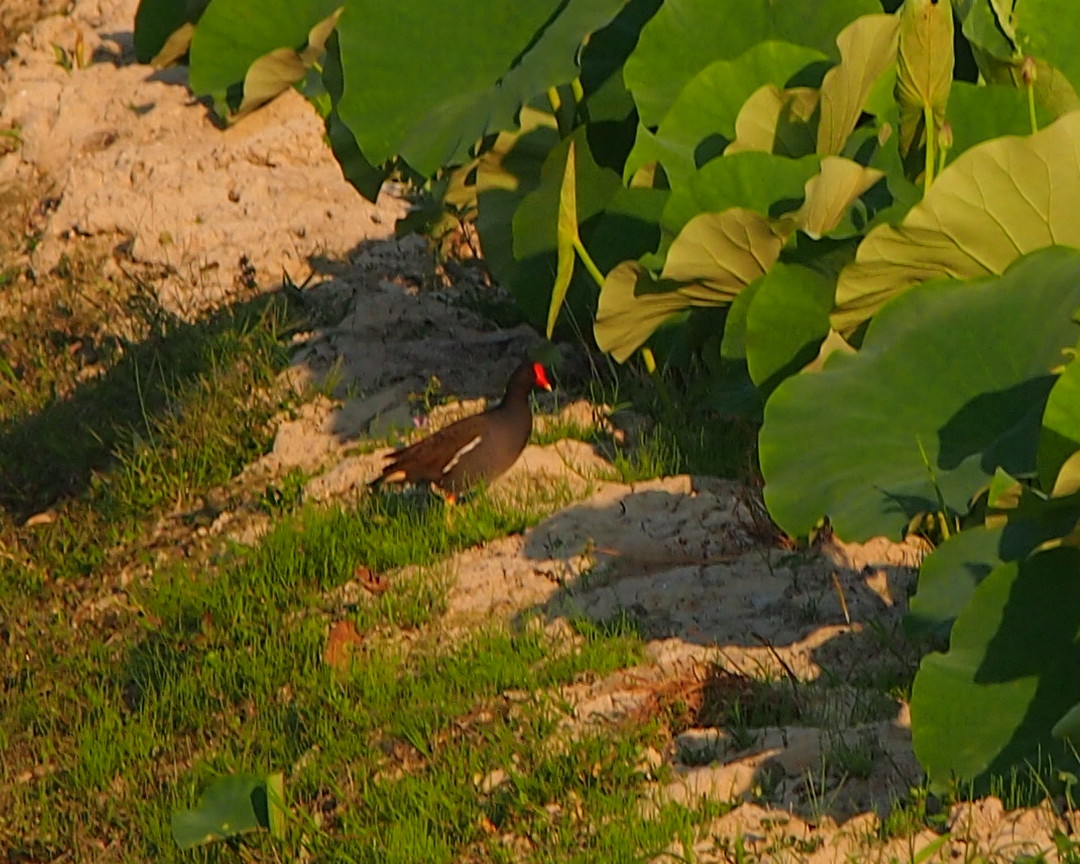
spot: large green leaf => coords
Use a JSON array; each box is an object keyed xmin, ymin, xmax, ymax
[
  {"xmin": 833, "ymin": 110, "xmax": 1080, "ymax": 331},
  {"xmin": 910, "ymin": 470, "xmax": 1080, "ymax": 641},
  {"xmin": 624, "ymin": 0, "xmax": 878, "ymax": 129},
  {"xmin": 907, "ymin": 523, "xmax": 1003, "ymax": 640},
  {"xmin": 744, "ymin": 263, "xmax": 833, "ymax": 395},
  {"xmin": 663, "ymin": 152, "xmax": 821, "ymax": 237},
  {"xmin": 187, "ymin": 0, "xmax": 341, "ymax": 112},
  {"xmin": 322, "ymin": 32, "xmax": 385, "ymax": 201},
  {"xmin": 760, "ymin": 247, "xmax": 1080, "ymax": 541},
  {"xmin": 943, "ymin": 82, "xmax": 1049, "ymax": 164},
  {"xmin": 335, "ymin": 0, "xmax": 624, "ymax": 176},
  {"xmin": 1017, "ymin": 0, "xmax": 1080, "ymax": 99},
  {"xmin": 911, "ymin": 548, "xmax": 1080, "ymax": 788},
  {"xmin": 1038, "ymin": 355, "xmax": 1080, "ymax": 492},
  {"xmin": 172, "ymin": 773, "xmax": 284, "ymax": 849},
  {"xmin": 626, "ymin": 42, "xmax": 827, "ymax": 184}
]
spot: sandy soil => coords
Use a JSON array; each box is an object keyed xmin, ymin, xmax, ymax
[{"xmin": 1, "ymin": 0, "xmax": 1075, "ymax": 860}]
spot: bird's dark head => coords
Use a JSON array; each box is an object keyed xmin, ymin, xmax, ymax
[{"xmin": 505, "ymin": 360, "xmax": 553, "ymax": 400}]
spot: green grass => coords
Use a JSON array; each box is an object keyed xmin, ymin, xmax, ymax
[
  {"xmin": 0, "ymin": 282, "xmax": 730, "ymax": 862},
  {"xmin": 0, "ymin": 250, "xmax": 972, "ymax": 862},
  {"xmin": 0, "ymin": 293, "xmax": 294, "ymax": 586},
  {"xmin": 0, "ymin": 480, "xmax": 712, "ymax": 861},
  {"xmin": 549, "ymin": 352, "xmax": 759, "ymax": 483}
]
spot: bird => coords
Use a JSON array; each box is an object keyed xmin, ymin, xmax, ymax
[{"xmin": 370, "ymin": 360, "xmax": 553, "ymax": 501}]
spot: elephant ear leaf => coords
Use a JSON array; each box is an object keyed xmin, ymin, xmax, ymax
[
  {"xmin": 833, "ymin": 111, "xmax": 1080, "ymax": 332},
  {"xmin": 760, "ymin": 247, "xmax": 1080, "ymax": 542},
  {"xmin": 911, "ymin": 547, "xmax": 1080, "ymax": 790}
]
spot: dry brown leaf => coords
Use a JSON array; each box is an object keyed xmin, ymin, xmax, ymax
[
  {"xmin": 24, "ymin": 510, "xmax": 56, "ymax": 527},
  {"xmin": 355, "ymin": 564, "xmax": 389, "ymax": 595},
  {"xmin": 324, "ymin": 620, "xmax": 364, "ymax": 672}
]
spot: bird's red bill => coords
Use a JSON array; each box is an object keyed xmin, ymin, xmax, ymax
[{"xmin": 532, "ymin": 362, "xmax": 552, "ymax": 391}]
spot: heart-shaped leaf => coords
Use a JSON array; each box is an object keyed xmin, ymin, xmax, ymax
[
  {"xmin": 833, "ymin": 111, "xmax": 1080, "ymax": 332},
  {"xmin": 624, "ymin": 0, "xmax": 878, "ymax": 128},
  {"xmin": 594, "ymin": 262, "xmax": 718, "ymax": 362},
  {"xmin": 626, "ymin": 41, "xmax": 827, "ymax": 184},
  {"xmin": 761, "ymin": 246, "xmax": 1080, "ymax": 541},
  {"xmin": 911, "ymin": 547, "xmax": 1080, "ymax": 788},
  {"xmin": 661, "ymin": 208, "xmax": 788, "ymax": 292}
]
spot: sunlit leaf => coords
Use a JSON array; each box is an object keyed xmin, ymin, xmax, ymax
[
  {"xmin": 661, "ymin": 208, "xmax": 787, "ymax": 293},
  {"xmin": 795, "ymin": 156, "xmax": 883, "ymax": 239},
  {"xmin": 548, "ymin": 139, "xmax": 579, "ymax": 338},
  {"xmin": 594, "ymin": 262, "xmax": 720, "ymax": 362},
  {"xmin": 817, "ymin": 13, "xmax": 900, "ymax": 155},
  {"xmin": 894, "ymin": 0, "xmax": 953, "ymax": 157},
  {"xmin": 726, "ymin": 85, "xmax": 818, "ymax": 156},
  {"xmin": 833, "ymin": 111, "xmax": 1080, "ymax": 331}
]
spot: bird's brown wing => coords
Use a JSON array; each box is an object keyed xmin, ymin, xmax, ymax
[{"xmin": 376, "ymin": 413, "xmax": 488, "ymax": 484}]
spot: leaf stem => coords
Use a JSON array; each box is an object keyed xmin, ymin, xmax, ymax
[
  {"xmin": 923, "ymin": 105, "xmax": 936, "ymax": 190},
  {"xmin": 572, "ymin": 236, "xmax": 605, "ymax": 290}
]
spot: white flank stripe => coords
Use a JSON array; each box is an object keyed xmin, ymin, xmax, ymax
[{"xmin": 441, "ymin": 436, "xmax": 483, "ymax": 474}]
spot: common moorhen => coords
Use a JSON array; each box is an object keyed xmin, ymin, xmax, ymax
[{"xmin": 371, "ymin": 361, "xmax": 552, "ymax": 500}]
